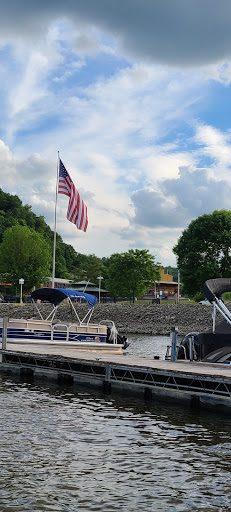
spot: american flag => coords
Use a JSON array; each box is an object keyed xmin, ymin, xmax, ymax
[{"xmin": 58, "ymin": 158, "xmax": 88, "ymax": 232}]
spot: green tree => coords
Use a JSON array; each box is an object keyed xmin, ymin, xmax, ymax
[
  {"xmin": 0, "ymin": 188, "xmax": 54, "ymax": 243},
  {"xmin": 0, "ymin": 225, "xmax": 52, "ymax": 291},
  {"xmin": 83, "ymin": 254, "xmax": 106, "ymax": 283},
  {"xmin": 62, "ymin": 244, "xmax": 83, "ymax": 276},
  {"xmin": 69, "ymin": 253, "xmax": 108, "ymax": 282},
  {"xmin": 106, "ymin": 249, "xmax": 160, "ymax": 303},
  {"xmin": 173, "ymin": 210, "xmax": 231, "ymax": 297}
]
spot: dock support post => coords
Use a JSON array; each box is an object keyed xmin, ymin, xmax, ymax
[
  {"xmin": 190, "ymin": 395, "xmax": 200, "ymax": 411},
  {"xmin": 103, "ymin": 365, "xmax": 111, "ymax": 393},
  {"xmin": 20, "ymin": 367, "xmax": 34, "ymax": 383},
  {"xmin": 171, "ymin": 326, "xmax": 178, "ymax": 361},
  {"xmin": 2, "ymin": 317, "xmax": 8, "ymax": 350},
  {"xmin": 144, "ymin": 387, "xmax": 152, "ymax": 401},
  {"xmin": 57, "ymin": 373, "xmax": 74, "ymax": 385}
]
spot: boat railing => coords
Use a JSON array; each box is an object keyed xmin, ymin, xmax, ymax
[
  {"xmin": 99, "ymin": 320, "xmax": 118, "ymax": 344},
  {"xmin": 165, "ymin": 327, "xmax": 179, "ymax": 361},
  {"xmin": 62, "ymin": 323, "xmax": 106, "ymax": 336},
  {"xmin": 165, "ymin": 343, "xmax": 186, "ymax": 360},
  {"xmin": 3, "ymin": 318, "xmax": 52, "ymax": 331},
  {"xmin": 212, "ymin": 298, "xmax": 231, "ymax": 332},
  {"xmin": 179, "ymin": 345, "xmax": 187, "ymax": 360},
  {"xmin": 2, "ymin": 318, "xmax": 107, "ymax": 333},
  {"xmin": 166, "ymin": 341, "xmax": 193, "ymax": 361},
  {"xmin": 51, "ymin": 323, "xmax": 69, "ymax": 341},
  {"xmin": 165, "ymin": 345, "xmax": 171, "ymax": 360},
  {"xmin": 187, "ymin": 334, "xmax": 198, "ymax": 361},
  {"xmin": 165, "ymin": 330, "xmax": 197, "ymax": 361}
]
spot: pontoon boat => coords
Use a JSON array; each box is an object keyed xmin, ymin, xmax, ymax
[{"xmin": 0, "ymin": 288, "xmax": 128, "ymax": 354}]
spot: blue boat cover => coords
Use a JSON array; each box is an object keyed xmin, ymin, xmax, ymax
[{"xmin": 31, "ymin": 288, "xmax": 98, "ymax": 307}]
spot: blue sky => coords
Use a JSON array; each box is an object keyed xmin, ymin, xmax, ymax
[{"xmin": 1, "ymin": 1, "xmax": 231, "ymax": 266}]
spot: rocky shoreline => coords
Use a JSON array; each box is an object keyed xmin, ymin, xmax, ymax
[{"xmin": 0, "ymin": 301, "xmax": 223, "ymax": 336}]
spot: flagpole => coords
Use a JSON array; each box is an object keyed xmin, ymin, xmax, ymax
[{"xmin": 52, "ymin": 151, "xmax": 59, "ymax": 288}]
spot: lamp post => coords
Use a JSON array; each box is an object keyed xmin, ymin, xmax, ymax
[
  {"xmin": 177, "ymin": 269, "xmax": 180, "ymax": 303},
  {"xmin": 19, "ymin": 278, "xmax": 24, "ymax": 304},
  {"xmin": 97, "ymin": 276, "xmax": 103, "ymax": 304}
]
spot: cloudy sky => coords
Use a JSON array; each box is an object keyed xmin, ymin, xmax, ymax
[{"xmin": 1, "ymin": 0, "xmax": 231, "ymax": 266}]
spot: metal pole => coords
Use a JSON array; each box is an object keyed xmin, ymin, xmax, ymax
[
  {"xmin": 52, "ymin": 152, "xmax": 59, "ymax": 288},
  {"xmin": 97, "ymin": 276, "xmax": 103, "ymax": 304},
  {"xmin": 19, "ymin": 278, "xmax": 24, "ymax": 304},
  {"xmin": 177, "ymin": 269, "xmax": 180, "ymax": 303},
  {"xmin": 212, "ymin": 303, "xmax": 216, "ymax": 333},
  {"xmin": 2, "ymin": 316, "xmax": 8, "ymax": 350},
  {"xmin": 171, "ymin": 326, "xmax": 178, "ymax": 361}
]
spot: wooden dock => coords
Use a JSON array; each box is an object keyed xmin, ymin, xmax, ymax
[{"xmin": 1, "ymin": 342, "xmax": 231, "ymax": 413}]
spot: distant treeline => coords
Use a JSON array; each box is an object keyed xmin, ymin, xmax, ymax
[
  {"xmin": 0, "ymin": 187, "xmax": 107, "ymax": 282},
  {"xmin": 0, "ymin": 188, "xmax": 177, "ymax": 285}
]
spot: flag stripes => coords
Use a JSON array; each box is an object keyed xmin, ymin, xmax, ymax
[{"xmin": 58, "ymin": 158, "xmax": 88, "ymax": 232}]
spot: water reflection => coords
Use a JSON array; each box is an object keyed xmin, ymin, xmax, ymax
[{"xmin": 1, "ymin": 374, "xmax": 231, "ymax": 511}]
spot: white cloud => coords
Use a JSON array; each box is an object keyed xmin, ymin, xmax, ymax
[
  {"xmin": 131, "ymin": 165, "xmax": 231, "ymax": 230},
  {"xmin": 131, "ymin": 187, "xmax": 187, "ymax": 228},
  {"xmin": 1, "ymin": 2, "xmax": 231, "ymax": 269},
  {"xmin": 53, "ymin": 61, "xmax": 85, "ymax": 83},
  {"xmin": 194, "ymin": 125, "xmax": 231, "ymax": 173},
  {"xmin": 10, "ymin": 52, "xmax": 49, "ymax": 117}
]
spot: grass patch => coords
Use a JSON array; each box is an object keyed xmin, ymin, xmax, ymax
[{"xmin": 117, "ymin": 299, "xmax": 195, "ymax": 305}]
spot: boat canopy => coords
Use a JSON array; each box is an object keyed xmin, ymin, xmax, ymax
[
  {"xmin": 203, "ymin": 278, "xmax": 231, "ymax": 303},
  {"xmin": 31, "ymin": 288, "xmax": 98, "ymax": 308}
]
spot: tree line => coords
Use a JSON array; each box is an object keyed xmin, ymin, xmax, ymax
[
  {"xmin": 173, "ymin": 209, "xmax": 231, "ymax": 300},
  {"xmin": 0, "ymin": 188, "xmax": 160, "ymax": 301},
  {"xmin": 1, "ymin": 188, "xmax": 228, "ymax": 301}
]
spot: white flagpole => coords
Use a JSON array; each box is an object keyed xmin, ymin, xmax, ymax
[{"xmin": 52, "ymin": 152, "xmax": 60, "ymax": 288}]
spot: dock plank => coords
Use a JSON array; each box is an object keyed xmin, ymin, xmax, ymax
[{"xmin": 2, "ymin": 342, "xmax": 231, "ymax": 380}]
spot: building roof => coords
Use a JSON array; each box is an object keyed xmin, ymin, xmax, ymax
[
  {"xmin": 49, "ymin": 277, "xmax": 71, "ymax": 284},
  {"xmin": 70, "ymin": 280, "xmax": 108, "ymax": 293},
  {"xmin": 71, "ymin": 285, "xmax": 108, "ymax": 293},
  {"xmin": 156, "ymin": 280, "xmax": 180, "ymax": 285},
  {"xmin": 71, "ymin": 280, "xmax": 96, "ymax": 286}
]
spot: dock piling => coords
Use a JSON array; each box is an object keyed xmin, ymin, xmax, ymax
[
  {"xmin": 103, "ymin": 364, "xmax": 112, "ymax": 393},
  {"xmin": 2, "ymin": 344, "xmax": 231, "ymax": 413},
  {"xmin": 2, "ymin": 317, "xmax": 8, "ymax": 350},
  {"xmin": 170, "ymin": 326, "xmax": 178, "ymax": 361}
]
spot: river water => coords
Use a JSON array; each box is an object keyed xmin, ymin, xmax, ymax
[
  {"xmin": 125, "ymin": 333, "xmax": 170, "ymax": 359},
  {"xmin": 1, "ymin": 335, "xmax": 231, "ymax": 512}
]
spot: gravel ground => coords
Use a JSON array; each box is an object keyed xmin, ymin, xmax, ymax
[{"xmin": 0, "ymin": 301, "xmax": 223, "ymax": 336}]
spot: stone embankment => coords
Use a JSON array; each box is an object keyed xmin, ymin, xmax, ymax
[{"xmin": 0, "ymin": 301, "xmax": 224, "ymax": 336}]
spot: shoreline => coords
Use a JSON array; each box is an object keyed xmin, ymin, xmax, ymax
[{"xmin": 0, "ymin": 302, "xmax": 219, "ymax": 336}]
